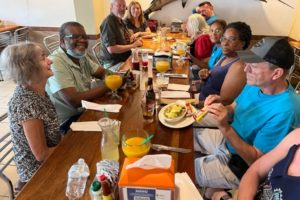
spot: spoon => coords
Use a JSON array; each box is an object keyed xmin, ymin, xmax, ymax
[{"xmin": 140, "ymin": 134, "xmax": 154, "ymax": 145}]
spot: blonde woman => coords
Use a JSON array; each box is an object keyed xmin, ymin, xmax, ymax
[{"xmin": 125, "ymin": 0, "xmax": 151, "ymax": 38}]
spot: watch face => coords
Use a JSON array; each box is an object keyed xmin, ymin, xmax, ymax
[{"xmin": 221, "ymin": 194, "xmax": 231, "ymax": 200}]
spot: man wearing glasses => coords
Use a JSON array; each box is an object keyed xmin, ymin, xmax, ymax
[
  {"xmin": 100, "ymin": 0, "xmax": 142, "ymax": 67},
  {"xmin": 194, "ymin": 37, "xmax": 300, "ymax": 199},
  {"xmin": 46, "ymin": 21, "xmax": 109, "ymax": 133}
]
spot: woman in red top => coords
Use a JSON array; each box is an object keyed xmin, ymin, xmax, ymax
[{"xmin": 186, "ymin": 13, "xmax": 213, "ymax": 80}]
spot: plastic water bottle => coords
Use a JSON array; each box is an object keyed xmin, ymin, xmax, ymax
[
  {"xmin": 77, "ymin": 158, "xmax": 90, "ymax": 197},
  {"xmin": 66, "ymin": 167, "xmax": 81, "ymax": 199}
]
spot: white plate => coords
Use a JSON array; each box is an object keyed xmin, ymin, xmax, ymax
[{"xmin": 159, "ymin": 104, "xmax": 195, "ymax": 128}]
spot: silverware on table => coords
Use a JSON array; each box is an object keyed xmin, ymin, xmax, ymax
[{"xmin": 151, "ymin": 144, "xmax": 192, "ymax": 153}]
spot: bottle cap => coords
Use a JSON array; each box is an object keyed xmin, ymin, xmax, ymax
[
  {"xmin": 99, "ymin": 174, "xmax": 107, "ymax": 182},
  {"xmin": 91, "ymin": 180, "xmax": 101, "ymax": 191}
]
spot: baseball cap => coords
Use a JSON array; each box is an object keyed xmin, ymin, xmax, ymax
[{"xmin": 237, "ymin": 37, "xmax": 294, "ymax": 69}]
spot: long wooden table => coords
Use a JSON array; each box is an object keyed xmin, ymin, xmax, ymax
[{"xmin": 16, "ymin": 33, "xmax": 195, "ymax": 200}]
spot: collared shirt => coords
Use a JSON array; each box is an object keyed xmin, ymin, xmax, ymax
[
  {"xmin": 46, "ymin": 47, "xmax": 99, "ymax": 124},
  {"xmin": 100, "ymin": 13, "xmax": 131, "ymax": 66}
]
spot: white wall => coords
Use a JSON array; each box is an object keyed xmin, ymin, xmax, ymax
[
  {"xmin": 0, "ymin": 0, "xmax": 297, "ymax": 36},
  {"xmin": 0, "ymin": 0, "xmax": 76, "ymax": 27},
  {"xmin": 139, "ymin": 0, "xmax": 297, "ymax": 36}
]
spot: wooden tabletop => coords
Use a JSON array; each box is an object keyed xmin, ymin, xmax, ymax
[
  {"xmin": 0, "ymin": 24, "xmax": 19, "ymax": 32},
  {"xmin": 16, "ymin": 32, "xmax": 195, "ymax": 200}
]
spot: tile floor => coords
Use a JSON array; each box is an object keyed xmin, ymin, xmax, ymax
[{"xmin": 0, "ymin": 80, "xmax": 18, "ymax": 200}]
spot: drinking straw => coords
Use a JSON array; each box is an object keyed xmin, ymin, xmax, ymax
[{"xmin": 140, "ymin": 134, "xmax": 154, "ymax": 145}]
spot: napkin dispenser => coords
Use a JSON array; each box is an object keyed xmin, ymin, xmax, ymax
[
  {"xmin": 119, "ymin": 157, "xmax": 175, "ymax": 200},
  {"xmin": 171, "ymin": 22, "xmax": 182, "ymax": 33},
  {"xmin": 153, "ymin": 51, "xmax": 173, "ymax": 70}
]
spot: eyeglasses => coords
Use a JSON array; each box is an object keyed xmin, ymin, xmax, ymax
[
  {"xmin": 209, "ymin": 29, "xmax": 222, "ymax": 34},
  {"xmin": 221, "ymin": 36, "xmax": 238, "ymax": 43},
  {"xmin": 65, "ymin": 34, "xmax": 89, "ymax": 40}
]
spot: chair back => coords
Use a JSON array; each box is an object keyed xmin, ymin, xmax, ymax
[
  {"xmin": 92, "ymin": 41, "xmax": 102, "ymax": 65},
  {"xmin": 43, "ymin": 34, "xmax": 60, "ymax": 54},
  {"xmin": 0, "ymin": 31, "xmax": 13, "ymax": 51},
  {"xmin": 14, "ymin": 27, "xmax": 29, "ymax": 43},
  {"xmin": 0, "ymin": 114, "xmax": 15, "ymax": 200}
]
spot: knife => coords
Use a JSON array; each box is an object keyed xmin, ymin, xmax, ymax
[{"xmin": 152, "ymin": 144, "xmax": 192, "ymax": 153}]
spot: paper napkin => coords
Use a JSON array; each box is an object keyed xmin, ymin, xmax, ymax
[
  {"xmin": 81, "ymin": 100, "xmax": 122, "ymax": 113},
  {"xmin": 161, "ymin": 91, "xmax": 190, "ymax": 99},
  {"xmin": 70, "ymin": 121, "xmax": 101, "ymax": 131},
  {"xmin": 175, "ymin": 172, "xmax": 203, "ymax": 200},
  {"xmin": 167, "ymin": 84, "xmax": 190, "ymax": 91}
]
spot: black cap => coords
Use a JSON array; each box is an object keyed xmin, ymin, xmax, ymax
[{"xmin": 237, "ymin": 37, "xmax": 294, "ymax": 69}]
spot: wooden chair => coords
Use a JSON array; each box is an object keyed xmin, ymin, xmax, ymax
[
  {"xmin": 43, "ymin": 34, "xmax": 60, "ymax": 54},
  {"xmin": 0, "ymin": 114, "xmax": 15, "ymax": 200},
  {"xmin": 14, "ymin": 27, "xmax": 29, "ymax": 43},
  {"xmin": 92, "ymin": 41, "xmax": 102, "ymax": 65}
]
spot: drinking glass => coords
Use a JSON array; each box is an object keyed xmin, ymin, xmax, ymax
[
  {"xmin": 131, "ymin": 48, "xmax": 140, "ymax": 71},
  {"xmin": 121, "ymin": 129, "xmax": 151, "ymax": 157},
  {"xmin": 175, "ymin": 42, "xmax": 187, "ymax": 59},
  {"xmin": 105, "ymin": 74, "xmax": 123, "ymax": 102},
  {"xmin": 141, "ymin": 50, "xmax": 149, "ymax": 72},
  {"xmin": 155, "ymin": 59, "xmax": 170, "ymax": 86}
]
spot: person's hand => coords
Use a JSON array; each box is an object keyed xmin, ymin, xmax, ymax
[
  {"xmin": 133, "ymin": 38, "xmax": 143, "ymax": 48},
  {"xmin": 199, "ymin": 68, "xmax": 210, "ymax": 80},
  {"xmin": 207, "ymin": 103, "xmax": 230, "ymax": 128},
  {"xmin": 204, "ymin": 94, "xmax": 222, "ymax": 106},
  {"xmin": 212, "ymin": 191, "xmax": 232, "ymax": 200}
]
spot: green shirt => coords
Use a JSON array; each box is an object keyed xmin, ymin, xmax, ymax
[{"xmin": 46, "ymin": 47, "xmax": 99, "ymax": 124}]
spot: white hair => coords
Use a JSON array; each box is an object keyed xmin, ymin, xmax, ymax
[{"xmin": 187, "ymin": 14, "xmax": 209, "ymax": 40}]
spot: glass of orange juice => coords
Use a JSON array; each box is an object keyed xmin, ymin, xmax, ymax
[
  {"xmin": 105, "ymin": 74, "xmax": 123, "ymax": 102},
  {"xmin": 122, "ymin": 129, "xmax": 151, "ymax": 157},
  {"xmin": 156, "ymin": 59, "xmax": 170, "ymax": 86}
]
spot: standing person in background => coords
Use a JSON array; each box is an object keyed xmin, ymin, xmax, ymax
[
  {"xmin": 100, "ymin": 0, "xmax": 142, "ymax": 67},
  {"xmin": 46, "ymin": 21, "xmax": 109, "ymax": 133},
  {"xmin": 125, "ymin": 1, "xmax": 151, "ymax": 37},
  {"xmin": 193, "ymin": 1, "xmax": 218, "ymax": 25},
  {"xmin": 0, "ymin": 43, "xmax": 61, "ymax": 192}
]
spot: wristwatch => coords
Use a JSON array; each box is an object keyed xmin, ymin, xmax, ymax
[
  {"xmin": 220, "ymin": 194, "xmax": 231, "ymax": 200},
  {"xmin": 220, "ymin": 191, "xmax": 232, "ymax": 200}
]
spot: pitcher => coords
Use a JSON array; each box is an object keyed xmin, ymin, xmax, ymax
[{"xmin": 98, "ymin": 117, "xmax": 119, "ymax": 161}]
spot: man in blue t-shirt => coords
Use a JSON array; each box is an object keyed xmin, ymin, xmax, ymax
[
  {"xmin": 194, "ymin": 37, "xmax": 300, "ymax": 199},
  {"xmin": 192, "ymin": 1, "xmax": 218, "ymax": 25}
]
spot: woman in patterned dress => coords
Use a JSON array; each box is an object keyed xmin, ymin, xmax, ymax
[{"xmin": 0, "ymin": 42, "xmax": 61, "ymax": 191}]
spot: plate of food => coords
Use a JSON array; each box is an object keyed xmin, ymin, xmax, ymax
[{"xmin": 158, "ymin": 101, "xmax": 195, "ymax": 128}]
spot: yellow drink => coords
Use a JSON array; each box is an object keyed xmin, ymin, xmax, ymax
[
  {"xmin": 105, "ymin": 75, "xmax": 123, "ymax": 90},
  {"xmin": 175, "ymin": 49, "xmax": 186, "ymax": 56},
  {"xmin": 156, "ymin": 61, "xmax": 170, "ymax": 73},
  {"xmin": 122, "ymin": 137, "xmax": 150, "ymax": 157}
]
